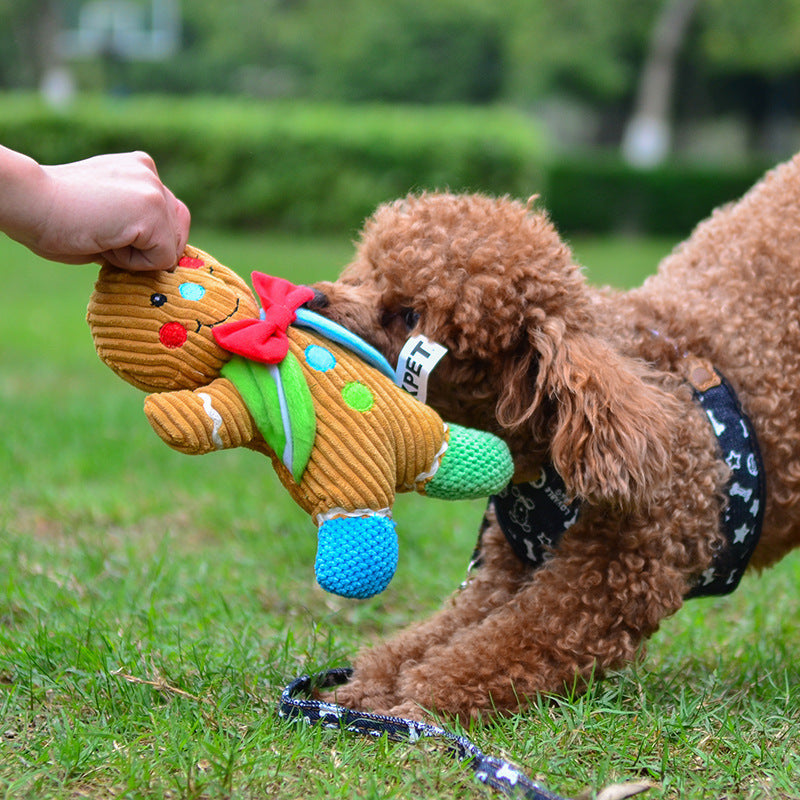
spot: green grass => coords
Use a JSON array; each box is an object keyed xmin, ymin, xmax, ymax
[{"xmin": 2, "ymin": 230, "xmax": 800, "ymax": 799}]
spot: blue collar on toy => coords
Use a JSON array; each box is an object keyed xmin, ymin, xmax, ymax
[
  {"xmin": 491, "ymin": 369, "xmax": 765, "ymax": 599},
  {"xmin": 294, "ymin": 307, "xmax": 395, "ymax": 380}
]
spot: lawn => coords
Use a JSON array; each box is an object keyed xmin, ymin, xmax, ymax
[{"xmin": 2, "ymin": 229, "xmax": 799, "ymax": 799}]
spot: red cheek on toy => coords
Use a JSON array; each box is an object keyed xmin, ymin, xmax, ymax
[{"xmin": 159, "ymin": 321, "xmax": 188, "ymax": 348}]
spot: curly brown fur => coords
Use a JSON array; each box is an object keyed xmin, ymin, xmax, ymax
[{"xmin": 308, "ymin": 155, "xmax": 800, "ymax": 723}]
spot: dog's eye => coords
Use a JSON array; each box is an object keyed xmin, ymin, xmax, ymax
[
  {"xmin": 380, "ymin": 306, "xmax": 420, "ymax": 330},
  {"xmin": 401, "ymin": 308, "xmax": 420, "ymax": 330}
]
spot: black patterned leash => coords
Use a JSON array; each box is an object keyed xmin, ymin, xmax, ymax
[{"xmin": 279, "ymin": 668, "xmax": 568, "ymax": 799}]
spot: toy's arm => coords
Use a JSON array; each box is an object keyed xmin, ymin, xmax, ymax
[
  {"xmin": 420, "ymin": 424, "xmax": 514, "ymax": 500},
  {"xmin": 376, "ymin": 366, "xmax": 514, "ymax": 500},
  {"xmin": 144, "ymin": 377, "xmax": 257, "ymax": 455}
]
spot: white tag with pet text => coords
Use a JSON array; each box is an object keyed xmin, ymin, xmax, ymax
[{"xmin": 395, "ymin": 335, "xmax": 448, "ymax": 402}]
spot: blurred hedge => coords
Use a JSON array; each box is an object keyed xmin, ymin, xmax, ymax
[
  {"xmin": 542, "ymin": 156, "xmax": 769, "ymax": 239},
  {"xmin": 0, "ymin": 94, "xmax": 770, "ymax": 237},
  {"xmin": 0, "ymin": 94, "xmax": 546, "ymax": 233}
]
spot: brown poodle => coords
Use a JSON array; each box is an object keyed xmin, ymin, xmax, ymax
[{"xmin": 307, "ymin": 154, "xmax": 800, "ymax": 723}]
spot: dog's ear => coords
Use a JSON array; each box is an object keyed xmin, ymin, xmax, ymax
[{"xmin": 498, "ymin": 320, "xmax": 679, "ymax": 508}]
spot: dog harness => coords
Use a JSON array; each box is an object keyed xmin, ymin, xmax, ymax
[{"xmin": 491, "ymin": 368, "xmax": 765, "ymax": 598}]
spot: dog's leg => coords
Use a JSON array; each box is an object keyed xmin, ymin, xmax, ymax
[
  {"xmin": 373, "ymin": 517, "xmax": 692, "ymax": 722},
  {"xmin": 325, "ymin": 518, "xmax": 530, "ymax": 712}
]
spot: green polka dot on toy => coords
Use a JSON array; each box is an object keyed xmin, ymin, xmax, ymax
[{"xmin": 342, "ymin": 381, "xmax": 374, "ymax": 412}]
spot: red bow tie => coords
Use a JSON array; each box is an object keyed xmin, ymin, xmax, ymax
[{"xmin": 212, "ymin": 272, "xmax": 315, "ymax": 364}]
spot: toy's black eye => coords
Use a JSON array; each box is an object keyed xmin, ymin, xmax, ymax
[
  {"xmin": 150, "ymin": 293, "xmax": 167, "ymax": 307},
  {"xmin": 401, "ymin": 308, "xmax": 420, "ymax": 329}
]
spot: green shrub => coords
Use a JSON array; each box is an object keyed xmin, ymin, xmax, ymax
[
  {"xmin": 0, "ymin": 94, "xmax": 546, "ymax": 233},
  {"xmin": 543, "ymin": 155, "xmax": 769, "ymax": 238},
  {"xmin": 0, "ymin": 94, "xmax": 771, "ymax": 236}
]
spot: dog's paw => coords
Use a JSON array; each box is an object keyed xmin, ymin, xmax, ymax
[
  {"xmin": 318, "ymin": 676, "xmax": 399, "ymax": 714},
  {"xmin": 384, "ymin": 700, "xmax": 430, "ymax": 722}
]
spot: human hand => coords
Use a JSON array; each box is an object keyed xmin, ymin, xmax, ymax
[{"xmin": 1, "ymin": 149, "xmax": 190, "ymax": 270}]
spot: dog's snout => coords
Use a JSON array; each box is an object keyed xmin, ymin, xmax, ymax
[{"xmin": 304, "ymin": 288, "xmax": 329, "ymax": 311}]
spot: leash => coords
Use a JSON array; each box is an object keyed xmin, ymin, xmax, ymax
[{"xmin": 279, "ymin": 668, "xmax": 568, "ymax": 800}]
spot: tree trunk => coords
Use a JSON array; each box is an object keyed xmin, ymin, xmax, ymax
[{"xmin": 622, "ymin": 0, "xmax": 699, "ymax": 167}]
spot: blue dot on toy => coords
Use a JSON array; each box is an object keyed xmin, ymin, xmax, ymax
[
  {"xmin": 179, "ymin": 282, "xmax": 206, "ymax": 302},
  {"xmin": 305, "ymin": 344, "xmax": 336, "ymax": 372},
  {"xmin": 315, "ymin": 515, "xmax": 398, "ymax": 598}
]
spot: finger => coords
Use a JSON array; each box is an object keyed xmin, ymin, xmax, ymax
[
  {"xmin": 114, "ymin": 198, "xmax": 183, "ymax": 271},
  {"xmin": 128, "ymin": 240, "xmax": 175, "ymax": 271},
  {"xmin": 100, "ymin": 245, "xmax": 138, "ymax": 270},
  {"xmin": 100, "ymin": 179, "xmax": 190, "ymax": 271},
  {"xmin": 102, "ymin": 237, "xmax": 171, "ymax": 271},
  {"xmin": 171, "ymin": 194, "xmax": 192, "ymax": 263},
  {"xmin": 132, "ymin": 150, "xmax": 159, "ymax": 177}
]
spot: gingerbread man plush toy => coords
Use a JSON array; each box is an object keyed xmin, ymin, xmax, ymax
[{"xmin": 87, "ymin": 246, "xmax": 513, "ymax": 598}]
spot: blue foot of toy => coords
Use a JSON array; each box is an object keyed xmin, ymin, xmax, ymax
[{"xmin": 316, "ymin": 515, "xmax": 398, "ymax": 599}]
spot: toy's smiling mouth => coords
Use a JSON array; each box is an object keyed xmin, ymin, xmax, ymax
[{"xmin": 194, "ymin": 298, "xmax": 240, "ymax": 333}]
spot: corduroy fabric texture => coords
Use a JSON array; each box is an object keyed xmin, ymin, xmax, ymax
[
  {"xmin": 222, "ymin": 354, "xmax": 316, "ymax": 482},
  {"xmin": 281, "ymin": 328, "xmax": 447, "ymax": 521}
]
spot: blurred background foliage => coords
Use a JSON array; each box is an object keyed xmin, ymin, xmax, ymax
[{"xmin": 2, "ymin": 0, "xmax": 800, "ymax": 236}]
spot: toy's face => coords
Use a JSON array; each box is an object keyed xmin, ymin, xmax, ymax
[{"xmin": 87, "ymin": 252, "xmax": 260, "ymax": 392}]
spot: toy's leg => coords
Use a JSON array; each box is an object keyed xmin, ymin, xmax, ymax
[{"xmin": 316, "ymin": 514, "xmax": 398, "ymax": 599}]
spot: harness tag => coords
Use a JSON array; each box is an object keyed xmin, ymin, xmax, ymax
[{"xmin": 395, "ymin": 335, "xmax": 448, "ymax": 402}]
